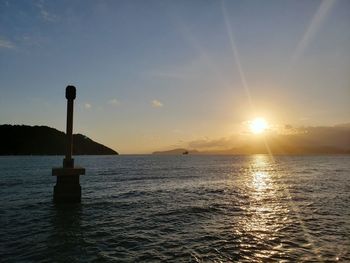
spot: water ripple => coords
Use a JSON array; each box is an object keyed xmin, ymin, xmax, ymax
[{"xmin": 0, "ymin": 155, "xmax": 349, "ymax": 262}]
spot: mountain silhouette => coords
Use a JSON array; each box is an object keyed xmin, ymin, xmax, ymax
[{"xmin": 0, "ymin": 124, "xmax": 118, "ymax": 155}]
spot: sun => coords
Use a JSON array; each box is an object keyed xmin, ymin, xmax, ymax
[{"xmin": 250, "ymin": 117, "xmax": 268, "ymax": 134}]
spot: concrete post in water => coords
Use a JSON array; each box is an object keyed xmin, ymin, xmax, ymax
[
  {"xmin": 63, "ymin": 86, "xmax": 75, "ymax": 168},
  {"xmin": 52, "ymin": 85, "xmax": 85, "ymax": 203}
]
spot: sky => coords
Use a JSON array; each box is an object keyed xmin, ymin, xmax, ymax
[{"xmin": 0, "ymin": 0, "xmax": 349, "ymax": 153}]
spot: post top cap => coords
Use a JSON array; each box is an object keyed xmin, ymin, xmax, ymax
[{"xmin": 66, "ymin": 85, "xmax": 76, "ymax": 100}]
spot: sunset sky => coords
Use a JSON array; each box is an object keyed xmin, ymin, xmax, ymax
[{"xmin": 0, "ymin": 0, "xmax": 349, "ymax": 153}]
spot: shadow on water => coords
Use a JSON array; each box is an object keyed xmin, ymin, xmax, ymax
[{"xmin": 46, "ymin": 203, "xmax": 88, "ymax": 262}]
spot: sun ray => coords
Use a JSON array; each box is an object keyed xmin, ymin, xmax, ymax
[
  {"xmin": 222, "ymin": 0, "xmax": 254, "ymax": 111},
  {"xmin": 291, "ymin": 0, "xmax": 336, "ymax": 65}
]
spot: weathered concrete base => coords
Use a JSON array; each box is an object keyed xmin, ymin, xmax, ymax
[{"xmin": 52, "ymin": 167, "xmax": 85, "ymax": 203}]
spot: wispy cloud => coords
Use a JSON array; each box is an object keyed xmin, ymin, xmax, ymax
[
  {"xmin": 151, "ymin": 99, "xmax": 163, "ymax": 108},
  {"xmin": 20, "ymin": 35, "xmax": 43, "ymax": 48},
  {"xmin": 84, "ymin": 103, "xmax": 92, "ymax": 109},
  {"xmin": 0, "ymin": 37, "xmax": 15, "ymax": 49},
  {"xmin": 36, "ymin": 0, "xmax": 58, "ymax": 22},
  {"xmin": 107, "ymin": 98, "xmax": 120, "ymax": 106}
]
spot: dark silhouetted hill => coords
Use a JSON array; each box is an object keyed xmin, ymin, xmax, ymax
[{"xmin": 0, "ymin": 125, "xmax": 118, "ymax": 155}]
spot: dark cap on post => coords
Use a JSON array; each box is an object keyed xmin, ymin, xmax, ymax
[{"xmin": 66, "ymin": 85, "xmax": 76, "ymax": 100}]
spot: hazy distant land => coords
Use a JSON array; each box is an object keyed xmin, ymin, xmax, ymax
[
  {"xmin": 152, "ymin": 148, "xmax": 199, "ymax": 155},
  {"xmin": 0, "ymin": 125, "xmax": 118, "ymax": 155},
  {"xmin": 153, "ymin": 147, "xmax": 350, "ymax": 155},
  {"xmin": 153, "ymin": 125, "xmax": 350, "ymax": 155}
]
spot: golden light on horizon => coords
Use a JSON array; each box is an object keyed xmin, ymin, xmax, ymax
[{"xmin": 250, "ymin": 117, "xmax": 268, "ymax": 134}]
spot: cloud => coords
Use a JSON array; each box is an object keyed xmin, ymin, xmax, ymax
[
  {"xmin": 151, "ymin": 99, "xmax": 163, "ymax": 108},
  {"xmin": 84, "ymin": 103, "xmax": 92, "ymax": 109},
  {"xmin": 36, "ymin": 1, "xmax": 58, "ymax": 22},
  {"xmin": 185, "ymin": 125, "xmax": 350, "ymax": 154},
  {"xmin": 0, "ymin": 38, "xmax": 15, "ymax": 49},
  {"xmin": 107, "ymin": 98, "xmax": 120, "ymax": 106}
]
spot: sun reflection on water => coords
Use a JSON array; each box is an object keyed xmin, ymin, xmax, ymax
[
  {"xmin": 252, "ymin": 171, "xmax": 268, "ymax": 191},
  {"xmin": 250, "ymin": 155, "xmax": 273, "ymax": 192},
  {"xmin": 234, "ymin": 155, "xmax": 325, "ymax": 261},
  {"xmin": 236, "ymin": 155, "xmax": 290, "ymax": 260}
]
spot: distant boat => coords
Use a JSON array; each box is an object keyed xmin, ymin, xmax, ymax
[{"xmin": 182, "ymin": 151, "xmax": 189, "ymax": 155}]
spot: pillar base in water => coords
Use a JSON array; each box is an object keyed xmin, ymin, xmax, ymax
[{"xmin": 52, "ymin": 167, "xmax": 85, "ymax": 203}]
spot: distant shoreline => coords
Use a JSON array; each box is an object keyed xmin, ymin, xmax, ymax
[
  {"xmin": 1, "ymin": 152, "xmax": 349, "ymax": 157},
  {"xmin": 152, "ymin": 149, "xmax": 350, "ymax": 156}
]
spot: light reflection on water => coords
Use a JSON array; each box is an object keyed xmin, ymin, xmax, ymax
[
  {"xmin": 238, "ymin": 155, "xmax": 292, "ymax": 261},
  {"xmin": 233, "ymin": 155, "xmax": 332, "ymax": 262},
  {"xmin": 1, "ymin": 155, "xmax": 349, "ymax": 262},
  {"xmin": 251, "ymin": 155, "xmax": 271, "ymax": 192}
]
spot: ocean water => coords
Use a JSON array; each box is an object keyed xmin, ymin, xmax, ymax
[{"xmin": 0, "ymin": 155, "xmax": 349, "ymax": 262}]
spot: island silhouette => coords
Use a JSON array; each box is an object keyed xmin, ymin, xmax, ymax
[{"xmin": 0, "ymin": 124, "xmax": 118, "ymax": 155}]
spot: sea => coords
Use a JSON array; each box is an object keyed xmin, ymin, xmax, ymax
[{"xmin": 0, "ymin": 155, "xmax": 349, "ymax": 262}]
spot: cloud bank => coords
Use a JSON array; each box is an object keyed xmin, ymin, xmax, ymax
[{"xmin": 185, "ymin": 124, "xmax": 350, "ymax": 154}]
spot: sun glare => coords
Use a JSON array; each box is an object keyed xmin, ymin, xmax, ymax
[{"xmin": 250, "ymin": 117, "xmax": 268, "ymax": 134}]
